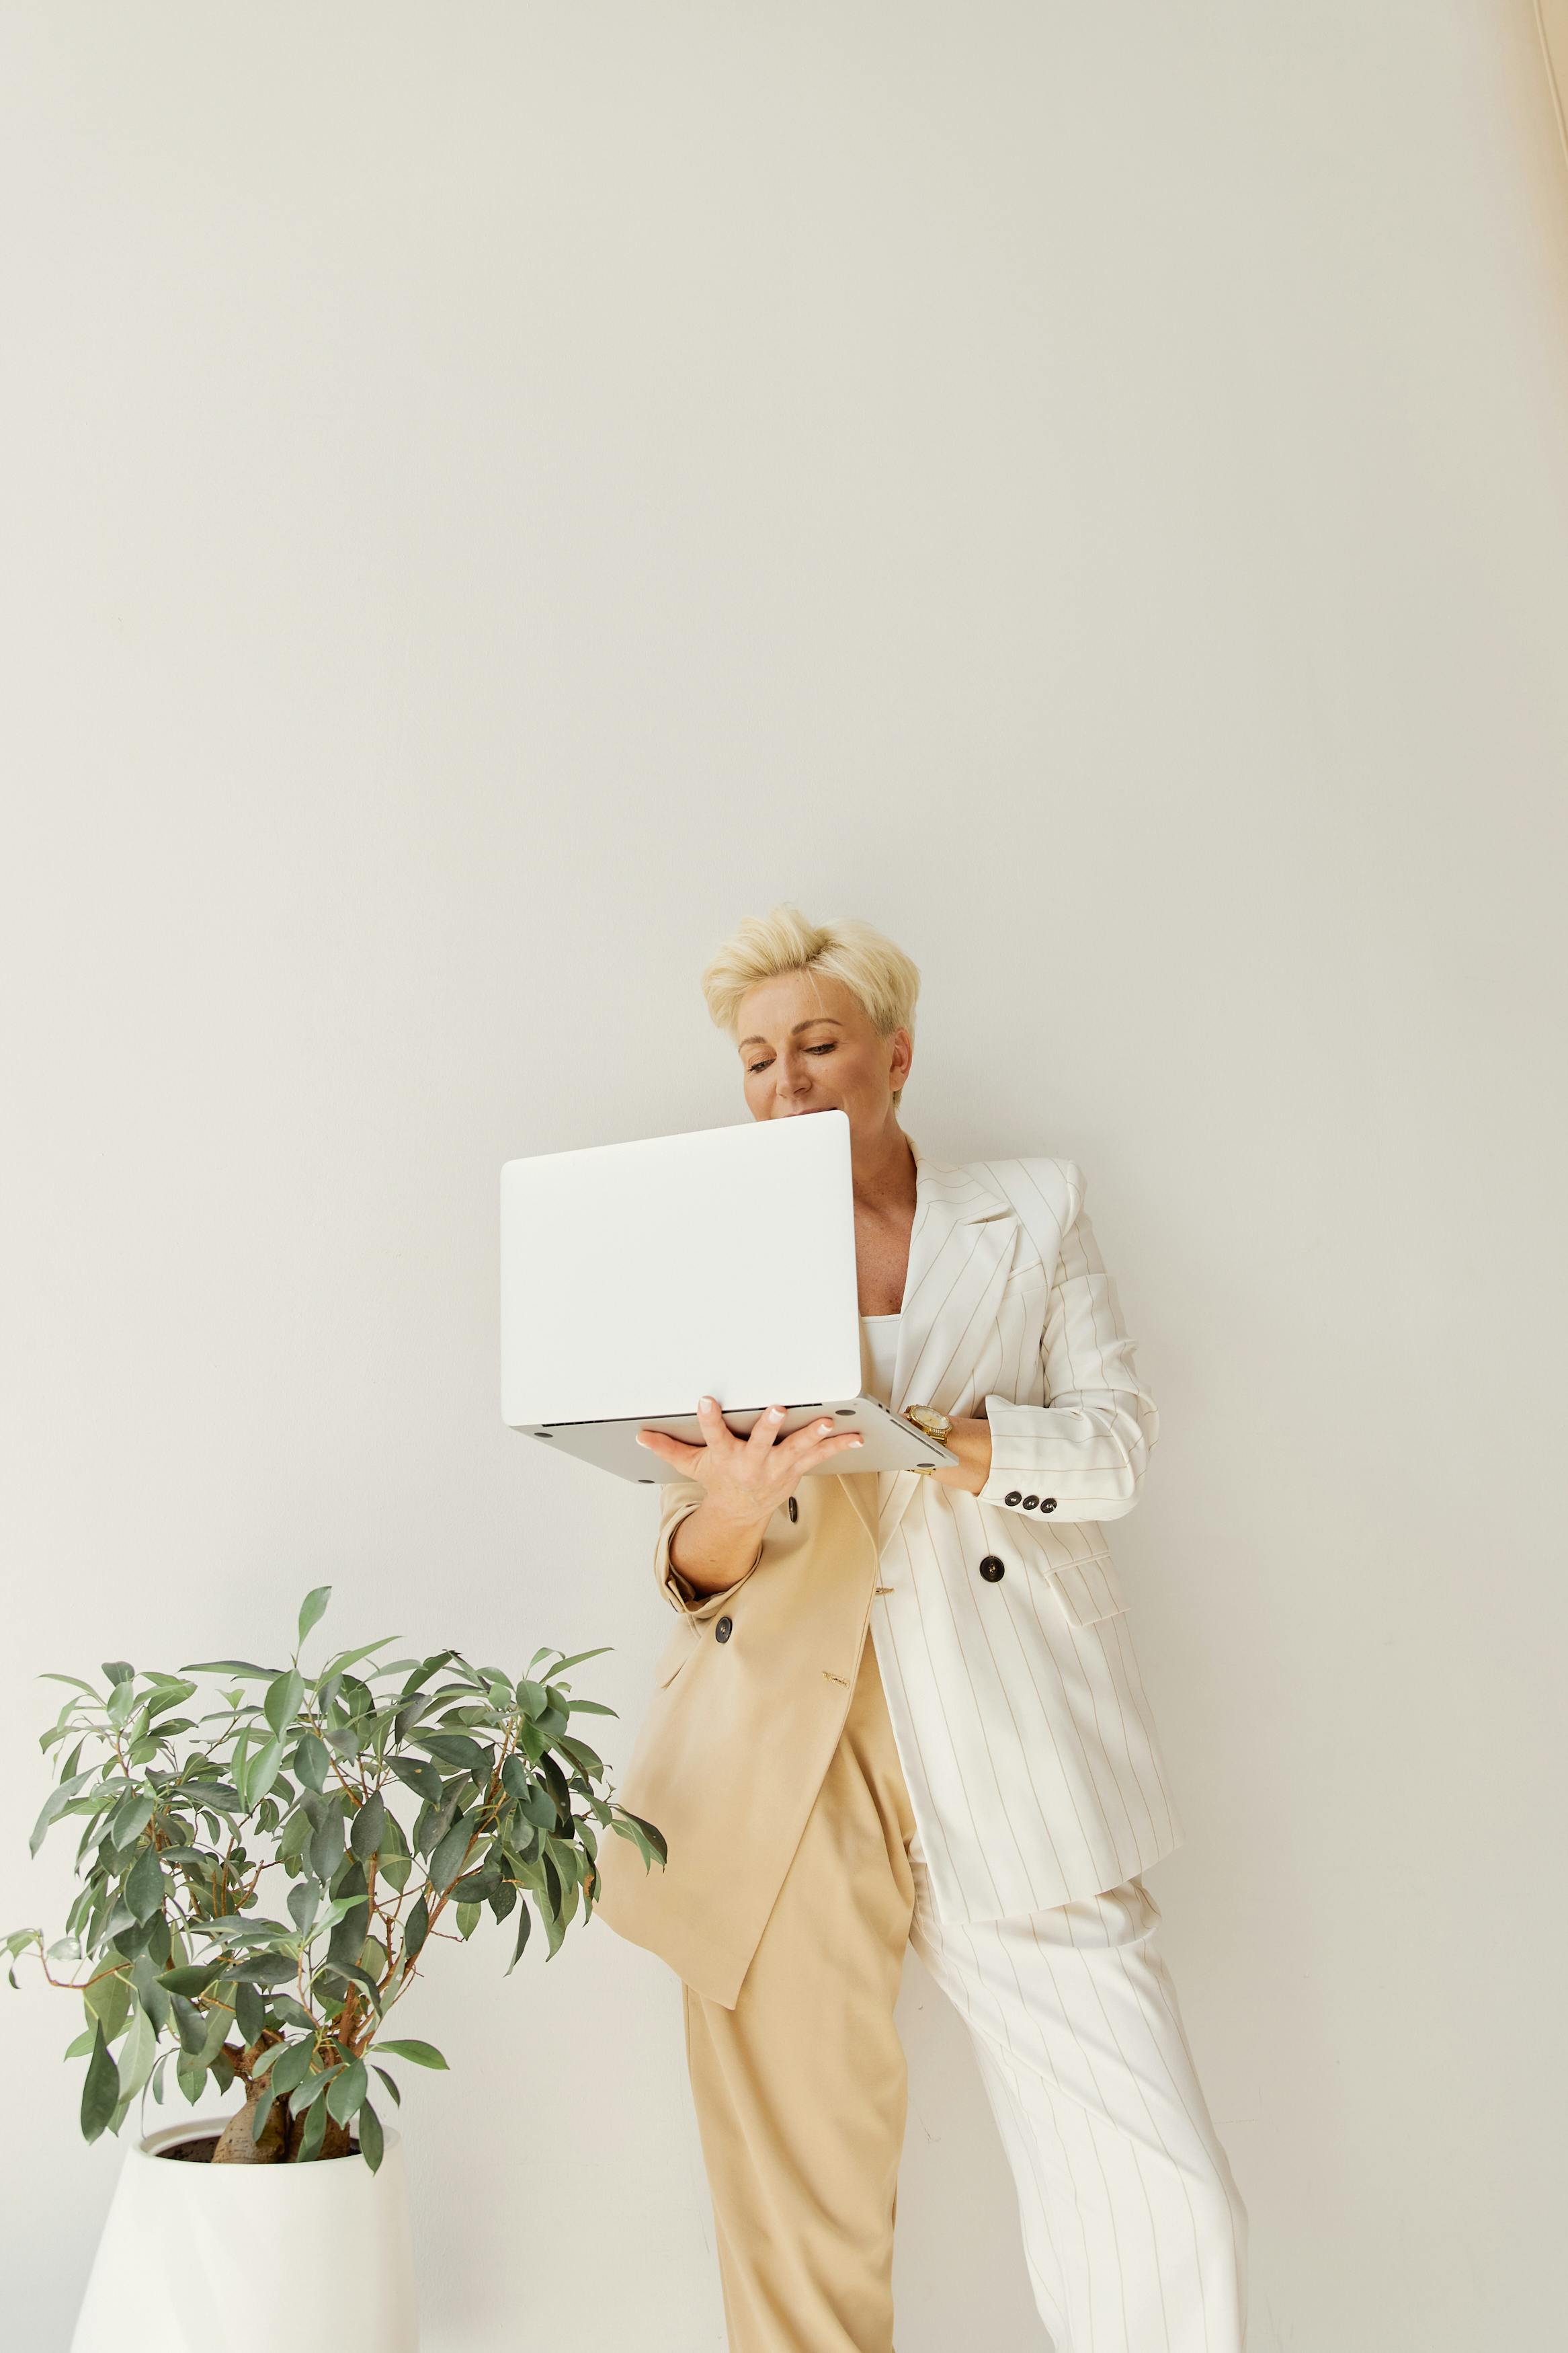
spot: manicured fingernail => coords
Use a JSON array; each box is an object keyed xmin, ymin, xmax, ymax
[
  {"xmin": 769, "ymin": 1406, "xmax": 784, "ymax": 1420},
  {"xmin": 700, "ymin": 1395, "xmax": 714, "ymax": 1407}
]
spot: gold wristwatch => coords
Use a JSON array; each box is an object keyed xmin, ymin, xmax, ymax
[{"xmin": 905, "ymin": 1403, "xmax": 955, "ymax": 1459}]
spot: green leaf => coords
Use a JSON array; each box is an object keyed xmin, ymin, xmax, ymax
[
  {"xmin": 326, "ymin": 2058, "xmax": 367, "ymax": 2124},
  {"xmin": 296, "ymin": 2093, "xmax": 329, "ymax": 2160},
  {"xmin": 247, "ymin": 1736, "xmax": 285, "ymax": 1810},
  {"xmin": 83, "ymin": 1969, "xmax": 132, "ymax": 2042},
  {"xmin": 108, "ymin": 1793, "xmax": 156, "ymax": 1851},
  {"xmin": 415, "ymin": 1731, "xmax": 490, "ymax": 1773},
  {"xmin": 427, "ymin": 1817, "xmax": 475, "ymax": 1891},
  {"xmin": 270, "ymin": 2041, "xmax": 314, "ymax": 2096},
  {"xmin": 308, "ymin": 1808, "xmax": 347, "ymax": 1884},
  {"xmin": 505, "ymin": 1899, "xmax": 533, "ymax": 1975},
  {"xmin": 514, "ymin": 1677, "xmax": 548, "ymax": 1718},
  {"xmin": 157, "ymin": 1963, "xmax": 224, "ymax": 1999},
  {"xmin": 313, "ymin": 1959, "xmax": 381, "ymax": 2009},
  {"xmin": 321, "ymin": 1636, "xmax": 398, "ymax": 1679},
  {"xmin": 389, "ymin": 1755, "xmax": 443, "ymax": 1805},
  {"xmin": 179, "ymin": 1660, "xmax": 278, "ymax": 1679},
  {"xmin": 357, "ymin": 2098, "xmax": 384, "ymax": 2172},
  {"xmin": 125, "ymin": 1846, "xmax": 166, "ymax": 1923},
  {"xmin": 292, "ymin": 1734, "xmax": 331, "ymax": 1793},
  {"xmin": 264, "ymin": 1671, "xmax": 305, "ymax": 1740},
  {"xmin": 169, "ymin": 1993, "xmax": 209, "ymax": 2055},
  {"xmin": 374, "ymin": 2038, "xmax": 448, "ymax": 2069},
  {"xmin": 348, "ymin": 1792, "xmax": 386, "ymax": 1861},
  {"xmin": 288, "ymin": 2068, "xmax": 329, "ymax": 2114},
  {"xmin": 29, "ymin": 1767, "xmax": 99, "ymax": 1859},
  {"xmin": 233, "ymin": 1980, "xmax": 266, "ymax": 2044},
  {"xmin": 81, "ymin": 2026, "xmax": 120, "ymax": 2143},
  {"xmin": 326, "ymin": 1902, "xmax": 370, "ymax": 1969},
  {"xmin": 455, "ymin": 1901, "xmax": 481, "ymax": 1940},
  {"xmin": 403, "ymin": 1897, "xmax": 429, "ymax": 1960},
  {"xmin": 145, "ymin": 1679, "xmax": 198, "ymax": 1720},
  {"xmin": 101, "ymin": 1661, "xmax": 134, "ymax": 1685},
  {"xmin": 228, "ymin": 1953, "xmax": 298, "ymax": 1987},
  {"xmin": 130, "ymin": 1954, "xmax": 171, "ymax": 2032},
  {"xmin": 617, "ymin": 1808, "xmax": 668, "ymax": 1866},
  {"xmin": 372, "ymin": 2064, "xmax": 401, "ymax": 2106},
  {"xmin": 566, "ymin": 1699, "xmax": 618, "ymax": 1717},
  {"xmin": 116, "ymin": 2005, "xmax": 157, "ymax": 2104},
  {"xmin": 297, "ymin": 1587, "xmax": 333, "ymax": 1649},
  {"xmin": 518, "ymin": 1782, "xmax": 559, "ymax": 1832},
  {"xmin": 546, "ymin": 1646, "xmax": 612, "ymax": 1674}
]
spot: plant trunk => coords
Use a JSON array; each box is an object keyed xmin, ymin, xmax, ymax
[{"xmin": 211, "ymin": 2088, "xmax": 289, "ymax": 2165}]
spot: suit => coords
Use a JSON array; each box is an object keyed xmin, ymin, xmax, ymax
[{"xmin": 592, "ymin": 1134, "xmax": 1186, "ymax": 2007}]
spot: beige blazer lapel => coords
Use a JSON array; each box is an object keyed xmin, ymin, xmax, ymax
[{"xmin": 871, "ymin": 1133, "xmax": 1022, "ymax": 1553}]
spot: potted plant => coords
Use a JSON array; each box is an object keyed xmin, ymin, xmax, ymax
[{"xmin": 5, "ymin": 1585, "xmax": 666, "ymax": 2353}]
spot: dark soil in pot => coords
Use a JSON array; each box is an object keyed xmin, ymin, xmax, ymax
[{"xmin": 155, "ymin": 2133, "xmax": 362, "ymax": 2163}]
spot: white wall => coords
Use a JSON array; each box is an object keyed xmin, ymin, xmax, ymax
[{"xmin": 3, "ymin": 7, "xmax": 1566, "ymax": 2348}]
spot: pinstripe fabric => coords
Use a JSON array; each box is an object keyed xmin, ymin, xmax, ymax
[
  {"xmin": 852, "ymin": 1135, "xmax": 1184, "ymax": 1925},
  {"xmin": 909, "ymin": 1845, "xmax": 1248, "ymax": 2353},
  {"xmin": 679, "ymin": 1628, "xmax": 1245, "ymax": 2353}
]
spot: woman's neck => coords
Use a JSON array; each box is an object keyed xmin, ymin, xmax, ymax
[{"xmin": 849, "ymin": 1123, "xmax": 916, "ymax": 1218}]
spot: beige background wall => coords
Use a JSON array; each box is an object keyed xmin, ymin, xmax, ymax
[{"xmin": 3, "ymin": 7, "xmax": 1566, "ymax": 2348}]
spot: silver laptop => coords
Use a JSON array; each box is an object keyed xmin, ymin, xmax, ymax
[{"xmin": 499, "ymin": 1109, "xmax": 958, "ymax": 1485}]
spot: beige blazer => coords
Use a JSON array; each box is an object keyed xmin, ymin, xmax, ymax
[{"xmin": 591, "ymin": 1135, "xmax": 1184, "ymax": 2008}]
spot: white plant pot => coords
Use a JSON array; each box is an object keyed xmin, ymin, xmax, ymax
[{"xmin": 71, "ymin": 2116, "xmax": 419, "ymax": 2353}]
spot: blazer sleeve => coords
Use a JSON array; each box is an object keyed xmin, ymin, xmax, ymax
[
  {"xmin": 976, "ymin": 1162, "xmax": 1159, "ymax": 1522},
  {"xmin": 653, "ymin": 1474, "xmax": 768, "ymax": 1621}
]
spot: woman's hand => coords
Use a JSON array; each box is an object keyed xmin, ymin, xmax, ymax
[
  {"xmin": 635, "ymin": 1396, "xmax": 865, "ymax": 1517},
  {"xmin": 636, "ymin": 1399, "xmax": 866, "ymax": 1599},
  {"xmin": 911, "ymin": 1409, "xmax": 993, "ymax": 1497}
]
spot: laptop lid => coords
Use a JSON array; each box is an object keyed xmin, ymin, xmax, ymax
[{"xmin": 499, "ymin": 1109, "xmax": 862, "ymax": 1429}]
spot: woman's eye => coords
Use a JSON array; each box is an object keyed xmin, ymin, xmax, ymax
[{"xmin": 807, "ymin": 1043, "xmax": 835, "ymax": 1055}]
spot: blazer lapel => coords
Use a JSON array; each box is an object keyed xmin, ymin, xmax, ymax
[{"xmin": 835, "ymin": 1132, "xmax": 1022, "ymax": 1556}]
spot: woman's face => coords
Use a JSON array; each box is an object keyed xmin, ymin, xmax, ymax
[{"xmin": 735, "ymin": 969, "xmax": 911, "ymax": 1147}]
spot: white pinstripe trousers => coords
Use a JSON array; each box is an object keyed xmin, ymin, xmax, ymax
[
  {"xmin": 682, "ymin": 1631, "xmax": 1247, "ymax": 2353},
  {"xmin": 910, "ymin": 1855, "xmax": 1249, "ymax": 2352}
]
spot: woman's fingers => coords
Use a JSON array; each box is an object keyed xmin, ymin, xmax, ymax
[
  {"xmin": 746, "ymin": 1404, "xmax": 789, "ymax": 1454},
  {"xmin": 785, "ymin": 1413, "xmax": 853, "ymax": 1460},
  {"xmin": 696, "ymin": 1393, "xmax": 752, "ymax": 1460},
  {"xmin": 634, "ymin": 1400, "xmax": 863, "ymax": 1509},
  {"xmin": 634, "ymin": 1427, "xmax": 701, "ymax": 1469}
]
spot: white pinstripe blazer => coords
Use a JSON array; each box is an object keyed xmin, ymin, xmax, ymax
[
  {"xmin": 597, "ymin": 1134, "xmax": 1186, "ymax": 1991},
  {"xmin": 851, "ymin": 1133, "xmax": 1186, "ymax": 1923}
]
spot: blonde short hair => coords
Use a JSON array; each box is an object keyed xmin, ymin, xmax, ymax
[{"xmin": 700, "ymin": 903, "xmax": 921, "ymax": 1107}]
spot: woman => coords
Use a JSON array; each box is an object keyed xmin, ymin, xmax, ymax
[{"xmin": 591, "ymin": 905, "xmax": 1248, "ymax": 2353}]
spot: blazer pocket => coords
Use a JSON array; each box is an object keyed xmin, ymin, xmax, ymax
[{"xmin": 1046, "ymin": 1554, "xmax": 1128, "ymax": 1628}]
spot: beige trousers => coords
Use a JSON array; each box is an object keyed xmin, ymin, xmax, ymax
[{"xmin": 682, "ymin": 1630, "xmax": 1248, "ymax": 2353}]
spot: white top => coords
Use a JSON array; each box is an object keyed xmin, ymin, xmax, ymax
[{"xmin": 859, "ymin": 1312, "xmax": 903, "ymax": 1406}]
